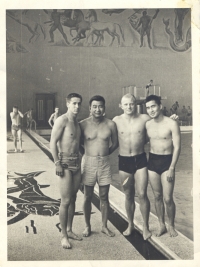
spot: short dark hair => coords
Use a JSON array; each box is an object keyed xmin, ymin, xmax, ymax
[
  {"xmin": 145, "ymin": 95, "xmax": 161, "ymax": 105},
  {"xmin": 89, "ymin": 95, "xmax": 105, "ymax": 106},
  {"xmin": 13, "ymin": 105, "xmax": 18, "ymax": 109},
  {"xmin": 66, "ymin": 93, "xmax": 82, "ymax": 103}
]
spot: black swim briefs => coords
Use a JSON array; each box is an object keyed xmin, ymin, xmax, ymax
[
  {"xmin": 118, "ymin": 152, "xmax": 147, "ymax": 174},
  {"xmin": 147, "ymin": 152, "xmax": 173, "ymax": 175}
]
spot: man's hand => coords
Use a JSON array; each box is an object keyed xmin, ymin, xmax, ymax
[
  {"xmin": 170, "ymin": 114, "xmax": 179, "ymax": 121},
  {"xmin": 166, "ymin": 168, "xmax": 175, "ymax": 182},
  {"xmin": 56, "ymin": 164, "xmax": 64, "ymax": 177}
]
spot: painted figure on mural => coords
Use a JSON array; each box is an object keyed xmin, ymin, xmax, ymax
[
  {"xmin": 163, "ymin": 8, "xmax": 191, "ymax": 52},
  {"xmin": 145, "ymin": 95, "xmax": 181, "ymax": 237},
  {"xmin": 10, "ymin": 106, "xmax": 24, "ymax": 152},
  {"xmin": 50, "ymin": 93, "xmax": 83, "ymax": 249},
  {"xmin": 135, "ymin": 9, "xmax": 159, "ymax": 49},
  {"xmin": 7, "ymin": 10, "xmax": 46, "ymax": 43},
  {"xmin": 45, "ymin": 9, "xmax": 70, "ymax": 45},
  {"xmin": 86, "ymin": 10, "xmax": 125, "ymax": 47}
]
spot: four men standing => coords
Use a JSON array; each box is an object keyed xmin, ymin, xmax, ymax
[{"xmin": 11, "ymin": 92, "xmax": 181, "ymax": 249}]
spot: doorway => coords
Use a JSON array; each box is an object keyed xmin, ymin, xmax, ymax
[{"xmin": 35, "ymin": 93, "xmax": 56, "ymax": 127}]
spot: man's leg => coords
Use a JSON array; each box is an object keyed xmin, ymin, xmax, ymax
[
  {"xmin": 59, "ymin": 169, "xmax": 73, "ymax": 249},
  {"xmin": 82, "ymin": 185, "xmax": 94, "ymax": 237},
  {"xmin": 67, "ymin": 170, "xmax": 82, "ymax": 241},
  {"xmin": 17, "ymin": 129, "xmax": 23, "ymax": 152},
  {"xmin": 11, "ymin": 129, "xmax": 17, "ymax": 152},
  {"xmin": 119, "ymin": 170, "xmax": 135, "ymax": 236},
  {"xmin": 99, "ymin": 184, "xmax": 115, "ymax": 237},
  {"xmin": 161, "ymin": 172, "xmax": 177, "ymax": 237},
  {"xmin": 66, "ymin": 168, "xmax": 82, "ymax": 241},
  {"xmin": 148, "ymin": 170, "xmax": 167, "ymax": 236},
  {"xmin": 135, "ymin": 167, "xmax": 151, "ymax": 240}
]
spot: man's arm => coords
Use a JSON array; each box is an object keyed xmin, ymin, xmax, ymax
[
  {"xmin": 18, "ymin": 110, "xmax": 24, "ymax": 118},
  {"xmin": 79, "ymin": 122, "xmax": 85, "ymax": 156},
  {"xmin": 166, "ymin": 121, "xmax": 181, "ymax": 182},
  {"xmin": 50, "ymin": 117, "xmax": 65, "ymax": 176},
  {"xmin": 48, "ymin": 114, "xmax": 54, "ymax": 128},
  {"xmin": 109, "ymin": 121, "xmax": 119, "ymax": 154}
]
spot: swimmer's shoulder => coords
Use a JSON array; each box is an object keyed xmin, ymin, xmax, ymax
[
  {"xmin": 79, "ymin": 117, "xmax": 91, "ymax": 129},
  {"xmin": 139, "ymin": 113, "xmax": 151, "ymax": 122},
  {"xmin": 112, "ymin": 114, "xmax": 123, "ymax": 124}
]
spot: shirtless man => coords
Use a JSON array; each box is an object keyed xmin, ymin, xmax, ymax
[
  {"xmin": 113, "ymin": 94, "xmax": 151, "ymax": 240},
  {"xmin": 145, "ymin": 95, "xmax": 181, "ymax": 237},
  {"xmin": 10, "ymin": 106, "xmax": 24, "ymax": 152},
  {"xmin": 24, "ymin": 108, "xmax": 33, "ymax": 130},
  {"xmin": 80, "ymin": 95, "xmax": 118, "ymax": 238},
  {"xmin": 50, "ymin": 93, "xmax": 83, "ymax": 249},
  {"xmin": 48, "ymin": 107, "xmax": 61, "ymax": 128}
]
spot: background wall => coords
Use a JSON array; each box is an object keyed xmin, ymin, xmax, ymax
[{"xmin": 6, "ymin": 8, "xmax": 192, "ymax": 124}]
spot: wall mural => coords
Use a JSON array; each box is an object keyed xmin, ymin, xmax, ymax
[
  {"xmin": 6, "ymin": 9, "xmax": 191, "ymax": 52},
  {"xmin": 7, "ymin": 171, "xmax": 89, "ymax": 226}
]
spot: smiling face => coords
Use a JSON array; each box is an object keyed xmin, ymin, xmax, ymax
[
  {"xmin": 66, "ymin": 97, "xmax": 82, "ymax": 115},
  {"xmin": 90, "ymin": 100, "xmax": 105, "ymax": 118},
  {"xmin": 121, "ymin": 95, "xmax": 137, "ymax": 115},
  {"xmin": 146, "ymin": 100, "xmax": 162, "ymax": 119}
]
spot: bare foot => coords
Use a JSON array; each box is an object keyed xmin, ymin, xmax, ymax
[
  {"xmin": 169, "ymin": 226, "xmax": 178, "ymax": 237},
  {"xmin": 83, "ymin": 226, "xmax": 91, "ymax": 237},
  {"xmin": 67, "ymin": 230, "xmax": 82, "ymax": 241},
  {"xmin": 156, "ymin": 225, "xmax": 167, "ymax": 237},
  {"xmin": 101, "ymin": 226, "xmax": 115, "ymax": 237},
  {"xmin": 14, "ymin": 149, "xmax": 17, "ymax": 152},
  {"xmin": 61, "ymin": 236, "xmax": 71, "ymax": 249},
  {"xmin": 143, "ymin": 228, "xmax": 152, "ymax": 240},
  {"xmin": 20, "ymin": 149, "xmax": 24, "ymax": 153},
  {"xmin": 123, "ymin": 224, "xmax": 134, "ymax": 236}
]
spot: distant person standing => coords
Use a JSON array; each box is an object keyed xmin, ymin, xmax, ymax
[
  {"xmin": 163, "ymin": 107, "xmax": 168, "ymax": 116},
  {"xmin": 10, "ymin": 106, "xmax": 24, "ymax": 152},
  {"xmin": 24, "ymin": 108, "xmax": 36, "ymax": 131},
  {"xmin": 187, "ymin": 106, "xmax": 192, "ymax": 125},
  {"xmin": 181, "ymin": 106, "xmax": 188, "ymax": 122},
  {"xmin": 171, "ymin": 101, "xmax": 179, "ymax": 115},
  {"xmin": 145, "ymin": 95, "xmax": 181, "ymax": 237},
  {"xmin": 48, "ymin": 107, "xmax": 61, "ymax": 128},
  {"xmin": 24, "ymin": 108, "xmax": 33, "ymax": 130}
]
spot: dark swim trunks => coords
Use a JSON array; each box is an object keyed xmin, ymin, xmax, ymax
[
  {"xmin": 147, "ymin": 152, "xmax": 172, "ymax": 175},
  {"xmin": 119, "ymin": 152, "xmax": 147, "ymax": 174},
  {"xmin": 12, "ymin": 125, "xmax": 21, "ymax": 131}
]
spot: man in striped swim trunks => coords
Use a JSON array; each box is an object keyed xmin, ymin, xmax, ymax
[
  {"xmin": 50, "ymin": 93, "xmax": 83, "ymax": 249},
  {"xmin": 80, "ymin": 95, "xmax": 118, "ymax": 238}
]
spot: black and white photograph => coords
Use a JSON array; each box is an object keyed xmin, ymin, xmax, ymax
[{"xmin": 1, "ymin": 0, "xmax": 200, "ymax": 266}]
